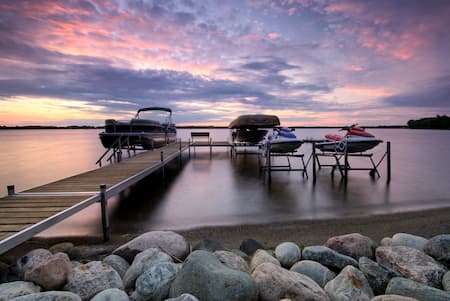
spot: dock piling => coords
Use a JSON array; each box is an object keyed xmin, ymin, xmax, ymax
[
  {"xmin": 7, "ymin": 185, "xmax": 15, "ymax": 196},
  {"xmin": 99, "ymin": 184, "xmax": 109, "ymax": 242},
  {"xmin": 387, "ymin": 141, "xmax": 391, "ymax": 183},
  {"xmin": 161, "ymin": 151, "xmax": 165, "ymax": 178}
]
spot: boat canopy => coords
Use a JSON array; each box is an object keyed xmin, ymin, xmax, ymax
[
  {"xmin": 229, "ymin": 114, "xmax": 280, "ymax": 129},
  {"xmin": 136, "ymin": 107, "xmax": 172, "ymax": 118}
]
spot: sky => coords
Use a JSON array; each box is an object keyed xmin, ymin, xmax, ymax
[{"xmin": 0, "ymin": 0, "xmax": 449, "ymax": 126}]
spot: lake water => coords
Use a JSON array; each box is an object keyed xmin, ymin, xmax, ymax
[{"xmin": 0, "ymin": 128, "xmax": 449, "ymax": 238}]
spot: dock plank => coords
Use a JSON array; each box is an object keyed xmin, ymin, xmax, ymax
[{"xmin": 0, "ymin": 224, "xmax": 33, "ymax": 232}]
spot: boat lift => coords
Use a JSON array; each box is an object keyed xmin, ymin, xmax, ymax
[{"xmin": 259, "ymin": 148, "xmax": 310, "ymax": 183}]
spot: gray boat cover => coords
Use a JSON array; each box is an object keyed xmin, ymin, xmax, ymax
[{"xmin": 229, "ymin": 114, "xmax": 280, "ymax": 128}]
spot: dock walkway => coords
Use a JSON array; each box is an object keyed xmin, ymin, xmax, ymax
[{"xmin": 0, "ymin": 142, "xmax": 189, "ymax": 254}]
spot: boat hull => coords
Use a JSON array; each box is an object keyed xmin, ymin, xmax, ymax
[
  {"xmin": 232, "ymin": 128, "xmax": 268, "ymax": 144},
  {"xmin": 315, "ymin": 138, "xmax": 382, "ymax": 153},
  {"xmin": 267, "ymin": 139, "xmax": 303, "ymax": 153}
]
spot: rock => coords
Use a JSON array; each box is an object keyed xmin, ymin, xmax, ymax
[
  {"xmin": 290, "ymin": 260, "xmax": 336, "ymax": 287},
  {"xmin": 169, "ymin": 250, "xmax": 256, "ymax": 301},
  {"xmin": 0, "ymin": 261, "xmax": 9, "ymax": 283},
  {"xmin": 424, "ymin": 234, "xmax": 450, "ymax": 267},
  {"xmin": 376, "ymin": 246, "xmax": 447, "ymax": 288},
  {"xmin": 391, "ymin": 233, "xmax": 428, "ymax": 251},
  {"xmin": 214, "ymin": 250, "xmax": 249, "ymax": 273},
  {"xmin": 324, "ymin": 265, "xmax": 374, "ymax": 301},
  {"xmin": 102, "ymin": 255, "xmax": 130, "ymax": 279},
  {"xmin": 239, "ymin": 238, "xmax": 264, "ymax": 256},
  {"xmin": 23, "ymin": 252, "xmax": 72, "ymax": 290},
  {"xmin": 91, "ymin": 288, "xmax": 129, "ymax": 301},
  {"xmin": 123, "ymin": 248, "xmax": 173, "ymax": 289},
  {"xmin": 71, "ymin": 261, "xmax": 82, "ymax": 269},
  {"xmin": 113, "ymin": 231, "xmax": 190, "ymax": 263},
  {"xmin": 302, "ymin": 245, "xmax": 358, "ymax": 271},
  {"xmin": 49, "ymin": 242, "xmax": 74, "ymax": 254},
  {"xmin": 386, "ymin": 277, "xmax": 450, "ymax": 301},
  {"xmin": 64, "ymin": 261, "xmax": 123, "ymax": 301},
  {"xmin": 17, "ymin": 249, "xmax": 52, "ymax": 278},
  {"xmin": 165, "ymin": 294, "xmax": 199, "ymax": 301},
  {"xmin": 325, "ymin": 233, "xmax": 376, "ymax": 260},
  {"xmin": 133, "ymin": 262, "xmax": 180, "ymax": 301},
  {"xmin": 250, "ymin": 249, "xmax": 280, "ymax": 272},
  {"xmin": 443, "ymin": 271, "xmax": 450, "ymax": 291},
  {"xmin": 370, "ymin": 295, "xmax": 418, "ymax": 301},
  {"xmin": 252, "ymin": 262, "xmax": 330, "ymax": 301},
  {"xmin": 381, "ymin": 238, "xmax": 393, "ymax": 247},
  {"xmin": 0, "ymin": 281, "xmax": 41, "ymax": 300},
  {"xmin": 68, "ymin": 245, "xmax": 115, "ymax": 261},
  {"xmin": 192, "ymin": 239, "xmax": 225, "ymax": 252},
  {"xmin": 10, "ymin": 291, "xmax": 82, "ymax": 301},
  {"xmin": 274, "ymin": 242, "xmax": 301, "ymax": 268},
  {"xmin": 359, "ymin": 256, "xmax": 402, "ymax": 295}
]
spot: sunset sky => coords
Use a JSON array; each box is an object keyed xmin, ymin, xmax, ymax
[{"xmin": 0, "ymin": 0, "xmax": 449, "ymax": 126}]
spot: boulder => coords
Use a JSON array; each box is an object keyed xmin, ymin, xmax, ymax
[
  {"xmin": 16, "ymin": 249, "xmax": 52, "ymax": 278},
  {"xmin": 23, "ymin": 252, "xmax": 72, "ymax": 290},
  {"xmin": 49, "ymin": 242, "xmax": 74, "ymax": 254},
  {"xmin": 443, "ymin": 271, "xmax": 450, "ymax": 291},
  {"xmin": 91, "ymin": 288, "xmax": 129, "ymax": 301},
  {"xmin": 250, "ymin": 249, "xmax": 280, "ymax": 272},
  {"xmin": 102, "ymin": 255, "xmax": 130, "ymax": 279},
  {"xmin": 324, "ymin": 265, "xmax": 374, "ymax": 301},
  {"xmin": 359, "ymin": 256, "xmax": 402, "ymax": 295},
  {"xmin": 386, "ymin": 277, "xmax": 450, "ymax": 301},
  {"xmin": 214, "ymin": 250, "xmax": 249, "ymax": 273},
  {"xmin": 192, "ymin": 239, "xmax": 225, "ymax": 252},
  {"xmin": 391, "ymin": 233, "xmax": 428, "ymax": 251},
  {"xmin": 381, "ymin": 238, "xmax": 393, "ymax": 247},
  {"xmin": 113, "ymin": 231, "xmax": 190, "ymax": 263},
  {"xmin": 376, "ymin": 246, "xmax": 447, "ymax": 288},
  {"xmin": 0, "ymin": 281, "xmax": 41, "ymax": 300},
  {"xmin": 252, "ymin": 262, "xmax": 330, "ymax": 301},
  {"xmin": 370, "ymin": 295, "xmax": 418, "ymax": 301},
  {"xmin": 274, "ymin": 242, "xmax": 301, "ymax": 268},
  {"xmin": 302, "ymin": 245, "xmax": 358, "ymax": 271},
  {"xmin": 290, "ymin": 260, "xmax": 336, "ymax": 287},
  {"xmin": 325, "ymin": 233, "xmax": 376, "ymax": 260},
  {"xmin": 123, "ymin": 248, "xmax": 173, "ymax": 289},
  {"xmin": 133, "ymin": 262, "xmax": 180, "ymax": 301},
  {"xmin": 239, "ymin": 238, "xmax": 264, "ymax": 256},
  {"xmin": 9, "ymin": 291, "xmax": 82, "ymax": 301},
  {"xmin": 64, "ymin": 261, "xmax": 123, "ymax": 301},
  {"xmin": 0, "ymin": 261, "xmax": 9, "ymax": 283},
  {"xmin": 424, "ymin": 234, "xmax": 450, "ymax": 267},
  {"xmin": 169, "ymin": 250, "xmax": 256, "ymax": 301},
  {"xmin": 68, "ymin": 245, "xmax": 115, "ymax": 261},
  {"xmin": 165, "ymin": 294, "xmax": 199, "ymax": 301}
]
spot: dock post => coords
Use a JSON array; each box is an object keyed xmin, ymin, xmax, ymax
[
  {"xmin": 387, "ymin": 141, "xmax": 391, "ymax": 183},
  {"xmin": 7, "ymin": 185, "xmax": 15, "ymax": 196},
  {"xmin": 161, "ymin": 151, "xmax": 165, "ymax": 178},
  {"xmin": 312, "ymin": 142, "xmax": 316, "ymax": 184},
  {"xmin": 209, "ymin": 138, "xmax": 212, "ymax": 159},
  {"xmin": 268, "ymin": 148, "xmax": 272, "ymax": 184},
  {"xmin": 188, "ymin": 140, "xmax": 191, "ymax": 159},
  {"xmin": 179, "ymin": 140, "xmax": 182, "ymax": 167},
  {"xmin": 344, "ymin": 143, "xmax": 348, "ymax": 183},
  {"xmin": 99, "ymin": 184, "xmax": 109, "ymax": 242}
]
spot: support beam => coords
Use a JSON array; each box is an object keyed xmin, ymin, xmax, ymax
[{"xmin": 99, "ymin": 184, "xmax": 109, "ymax": 242}]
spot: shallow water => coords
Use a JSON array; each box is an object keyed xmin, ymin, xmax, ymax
[{"xmin": 0, "ymin": 128, "xmax": 449, "ymax": 237}]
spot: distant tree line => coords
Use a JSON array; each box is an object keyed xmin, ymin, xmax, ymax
[{"xmin": 407, "ymin": 115, "xmax": 450, "ymax": 129}]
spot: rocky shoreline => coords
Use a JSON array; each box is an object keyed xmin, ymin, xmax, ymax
[{"xmin": 0, "ymin": 230, "xmax": 449, "ymax": 301}]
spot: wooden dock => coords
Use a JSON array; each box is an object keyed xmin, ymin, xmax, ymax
[{"xmin": 0, "ymin": 142, "xmax": 189, "ymax": 254}]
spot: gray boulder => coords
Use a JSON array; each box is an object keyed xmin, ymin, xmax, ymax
[
  {"xmin": 113, "ymin": 231, "xmax": 190, "ymax": 263},
  {"xmin": 214, "ymin": 250, "xmax": 249, "ymax": 273},
  {"xmin": 325, "ymin": 233, "xmax": 376, "ymax": 259},
  {"xmin": 302, "ymin": 245, "xmax": 358, "ymax": 271},
  {"xmin": 165, "ymin": 294, "xmax": 199, "ymax": 301},
  {"xmin": 386, "ymin": 277, "xmax": 450, "ymax": 301},
  {"xmin": 274, "ymin": 242, "xmax": 301, "ymax": 268},
  {"xmin": 10, "ymin": 291, "xmax": 82, "ymax": 301},
  {"xmin": 169, "ymin": 250, "xmax": 256, "ymax": 301},
  {"xmin": 123, "ymin": 248, "xmax": 173, "ymax": 289},
  {"xmin": 359, "ymin": 256, "xmax": 402, "ymax": 295},
  {"xmin": 0, "ymin": 281, "xmax": 41, "ymax": 300},
  {"xmin": 250, "ymin": 249, "xmax": 280, "ymax": 272},
  {"xmin": 133, "ymin": 262, "xmax": 180, "ymax": 301},
  {"xmin": 23, "ymin": 252, "xmax": 72, "ymax": 290},
  {"xmin": 252, "ymin": 262, "xmax": 330, "ymax": 301},
  {"xmin": 68, "ymin": 245, "xmax": 115, "ymax": 261},
  {"xmin": 290, "ymin": 260, "xmax": 336, "ymax": 287},
  {"xmin": 91, "ymin": 288, "xmax": 129, "ymax": 301},
  {"xmin": 381, "ymin": 238, "xmax": 393, "ymax": 247},
  {"xmin": 49, "ymin": 242, "xmax": 74, "ymax": 254},
  {"xmin": 370, "ymin": 295, "xmax": 418, "ymax": 301},
  {"xmin": 64, "ymin": 261, "xmax": 123, "ymax": 301},
  {"xmin": 324, "ymin": 265, "xmax": 374, "ymax": 301},
  {"xmin": 443, "ymin": 271, "xmax": 450, "ymax": 291},
  {"xmin": 102, "ymin": 255, "xmax": 130, "ymax": 279},
  {"xmin": 16, "ymin": 249, "xmax": 52, "ymax": 278},
  {"xmin": 376, "ymin": 246, "xmax": 447, "ymax": 288},
  {"xmin": 424, "ymin": 234, "xmax": 450, "ymax": 267},
  {"xmin": 240, "ymin": 238, "xmax": 264, "ymax": 256},
  {"xmin": 391, "ymin": 233, "xmax": 428, "ymax": 251}
]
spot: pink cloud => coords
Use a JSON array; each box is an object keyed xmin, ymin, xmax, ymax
[{"xmin": 267, "ymin": 32, "xmax": 280, "ymax": 40}]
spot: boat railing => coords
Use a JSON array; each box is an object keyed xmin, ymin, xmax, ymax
[{"xmin": 96, "ymin": 135, "xmax": 136, "ymax": 167}]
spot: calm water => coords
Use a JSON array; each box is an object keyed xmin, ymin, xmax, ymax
[{"xmin": 0, "ymin": 128, "xmax": 449, "ymax": 238}]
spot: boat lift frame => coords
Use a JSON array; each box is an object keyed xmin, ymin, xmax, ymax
[
  {"xmin": 311, "ymin": 141, "xmax": 391, "ymax": 183},
  {"xmin": 260, "ymin": 148, "xmax": 309, "ymax": 183}
]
